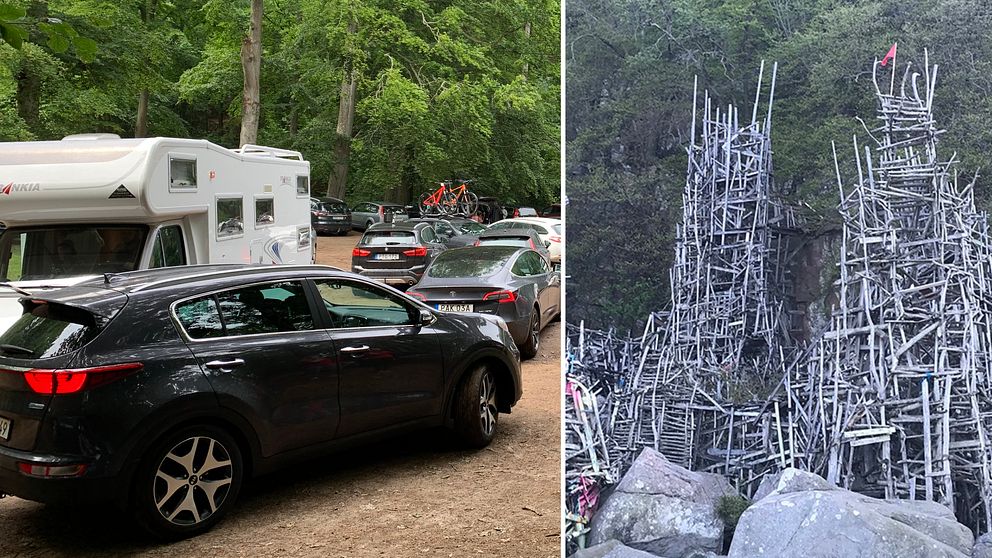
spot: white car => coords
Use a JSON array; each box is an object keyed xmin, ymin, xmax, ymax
[{"xmin": 486, "ymin": 217, "xmax": 562, "ymax": 263}]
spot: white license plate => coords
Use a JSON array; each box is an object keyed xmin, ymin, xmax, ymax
[
  {"xmin": 332, "ymin": 216, "xmax": 345, "ymax": 220},
  {"xmin": 375, "ymin": 253, "xmax": 400, "ymax": 260},
  {"xmin": 438, "ymin": 304, "xmax": 473, "ymax": 312},
  {"xmin": 0, "ymin": 417, "xmax": 10, "ymax": 441}
]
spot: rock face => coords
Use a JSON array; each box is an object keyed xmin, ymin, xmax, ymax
[
  {"xmin": 973, "ymin": 533, "xmax": 992, "ymax": 558},
  {"xmin": 730, "ymin": 468, "xmax": 974, "ymax": 558},
  {"xmin": 588, "ymin": 447, "xmax": 735, "ymax": 557}
]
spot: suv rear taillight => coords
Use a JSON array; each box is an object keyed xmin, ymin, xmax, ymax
[
  {"xmin": 529, "ymin": 239, "xmax": 537, "ymax": 250},
  {"xmin": 378, "ymin": 206, "xmax": 385, "ymax": 218},
  {"xmin": 403, "ymin": 246, "xmax": 427, "ymax": 257},
  {"xmin": 353, "ymin": 248, "xmax": 371, "ymax": 257},
  {"xmin": 18, "ymin": 462, "xmax": 88, "ymax": 478},
  {"xmin": 483, "ymin": 290, "xmax": 518, "ymax": 303},
  {"xmin": 16, "ymin": 362, "xmax": 144, "ymax": 395},
  {"xmin": 549, "ymin": 235, "xmax": 561, "ymax": 243}
]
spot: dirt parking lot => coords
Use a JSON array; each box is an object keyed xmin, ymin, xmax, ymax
[{"xmin": 0, "ymin": 231, "xmax": 561, "ymax": 558}]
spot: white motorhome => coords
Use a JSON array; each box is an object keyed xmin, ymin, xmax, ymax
[{"xmin": 0, "ymin": 134, "xmax": 314, "ymax": 331}]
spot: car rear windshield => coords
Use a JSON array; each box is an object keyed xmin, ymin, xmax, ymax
[
  {"xmin": 427, "ymin": 249, "xmax": 514, "ymax": 278},
  {"xmin": 382, "ymin": 206, "xmax": 406, "ymax": 214},
  {"xmin": 0, "ymin": 225, "xmax": 148, "ymax": 281},
  {"xmin": 361, "ymin": 231, "xmax": 417, "ymax": 246},
  {"xmin": 322, "ymin": 202, "xmax": 348, "ymax": 213},
  {"xmin": 454, "ymin": 221, "xmax": 486, "ymax": 234},
  {"xmin": 0, "ymin": 302, "xmax": 98, "ymax": 359}
]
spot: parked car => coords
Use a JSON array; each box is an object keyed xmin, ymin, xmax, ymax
[
  {"xmin": 486, "ymin": 218, "xmax": 562, "ymax": 264},
  {"xmin": 310, "ymin": 197, "xmax": 351, "ymax": 235},
  {"xmin": 475, "ymin": 229, "xmax": 552, "ymax": 263},
  {"xmin": 540, "ymin": 204, "xmax": 561, "ymax": 219},
  {"xmin": 351, "ymin": 221, "xmax": 447, "ymax": 288},
  {"xmin": 475, "ymin": 197, "xmax": 506, "ymax": 224},
  {"xmin": 407, "ymin": 246, "xmax": 560, "ymax": 359},
  {"xmin": 0, "ymin": 264, "xmax": 521, "ymax": 539},
  {"xmin": 351, "ymin": 202, "xmax": 408, "ymax": 231},
  {"xmin": 409, "ymin": 217, "xmax": 487, "ymax": 248}
]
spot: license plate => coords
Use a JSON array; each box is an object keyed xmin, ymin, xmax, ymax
[
  {"xmin": 0, "ymin": 417, "xmax": 10, "ymax": 441},
  {"xmin": 438, "ymin": 304, "xmax": 473, "ymax": 312},
  {"xmin": 332, "ymin": 216, "xmax": 345, "ymax": 220},
  {"xmin": 375, "ymin": 253, "xmax": 400, "ymax": 260}
]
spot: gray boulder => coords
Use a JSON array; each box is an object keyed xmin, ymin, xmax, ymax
[
  {"xmin": 729, "ymin": 468, "xmax": 973, "ymax": 558},
  {"xmin": 974, "ymin": 533, "xmax": 992, "ymax": 558},
  {"xmin": 569, "ymin": 540, "xmax": 662, "ymax": 558},
  {"xmin": 588, "ymin": 447, "xmax": 735, "ymax": 557}
]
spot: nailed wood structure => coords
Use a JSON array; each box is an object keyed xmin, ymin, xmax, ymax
[
  {"xmin": 617, "ymin": 61, "xmax": 801, "ymax": 483},
  {"xmin": 788, "ymin": 51, "xmax": 992, "ymax": 531},
  {"xmin": 565, "ymin": 51, "xmax": 992, "ymax": 548}
]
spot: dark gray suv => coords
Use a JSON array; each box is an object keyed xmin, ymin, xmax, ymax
[{"xmin": 0, "ymin": 265, "xmax": 521, "ymax": 539}]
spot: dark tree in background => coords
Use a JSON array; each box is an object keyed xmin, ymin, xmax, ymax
[{"xmin": 567, "ymin": 0, "xmax": 992, "ymax": 331}]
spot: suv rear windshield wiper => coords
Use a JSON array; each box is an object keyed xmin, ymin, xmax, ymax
[{"xmin": 0, "ymin": 344, "xmax": 34, "ymax": 356}]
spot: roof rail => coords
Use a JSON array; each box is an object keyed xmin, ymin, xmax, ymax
[{"xmin": 232, "ymin": 144, "xmax": 304, "ymax": 161}]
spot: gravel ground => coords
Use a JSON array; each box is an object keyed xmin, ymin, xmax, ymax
[{"xmin": 0, "ymin": 231, "xmax": 562, "ymax": 558}]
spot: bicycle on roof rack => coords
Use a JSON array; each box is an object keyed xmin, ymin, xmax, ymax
[{"xmin": 418, "ymin": 180, "xmax": 479, "ymax": 217}]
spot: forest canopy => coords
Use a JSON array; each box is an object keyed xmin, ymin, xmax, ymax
[
  {"xmin": 0, "ymin": 0, "xmax": 561, "ymax": 207},
  {"xmin": 567, "ymin": 0, "xmax": 992, "ymax": 330}
]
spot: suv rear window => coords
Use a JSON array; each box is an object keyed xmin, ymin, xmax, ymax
[
  {"xmin": 0, "ymin": 302, "xmax": 97, "ymax": 359},
  {"xmin": 361, "ymin": 231, "xmax": 416, "ymax": 246},
  {"xmin": 427, "ymin": 249, "xmax": 514, "ymax": 278},
  {"xmin": 324, "ymin": 202, "xmax": 348, "ymax": 213}
]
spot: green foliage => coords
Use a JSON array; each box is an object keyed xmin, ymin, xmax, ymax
[
  {"xmin": 1, "ymin": 0, "xmax": 560, "ymax": 209},
  {"xmin": 567, "ymin": 0, "xmax": 992, "ymax": 330},
  {"xmin": 715, "ymin": 493, "xmax": 750, "ymax": 535}
]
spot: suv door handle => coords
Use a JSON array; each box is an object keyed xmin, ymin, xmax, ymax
[
  {"xmin": 340, "ymin": 345, "xmax": 370, "ymax": 356},
  {"xmin": 205, "ymin": 358, "xmax": 245, "ymax": 369}
]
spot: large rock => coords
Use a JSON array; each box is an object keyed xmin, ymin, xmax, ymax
[
  {"xmin": 588, "ymin": 447, "xmax": 735, "ymax": 557},
  {"xmin": 729, "ymin": 468, "xmax": 973, "ymax": 558},
  {"xmin": 973, "ymin": 533, "xmax": 992, "ymax": 558},
  {"xmin": 569, "ymin": 540, "xmax": 664, "ymax": 558}
]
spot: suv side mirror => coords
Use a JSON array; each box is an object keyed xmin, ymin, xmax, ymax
[{"xmin": 418, "ymin": 307, "xmax": 435, "ymax": 326}]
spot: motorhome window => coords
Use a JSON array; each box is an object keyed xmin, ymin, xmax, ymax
[
  {"xmin": 169, "ymin": 156, "xmax": 197, "ymax": 191},
  {"xmin": 216, "ymin": 198, "xmax": 244, "ymax": 239},
  {"xmin": 296, "ymin": 175, "xmax": 309, "ymax": 197},
  {"xmin": 0, "ymin": 226, "xmax": 147, "ymax": 280},
  {"xmin": 256, "ymin": 198, "xmax": 275, "ymax": 227},
  {"xmin": 149, "ymin": 226, "xmax": 187, "ymax": 268}
]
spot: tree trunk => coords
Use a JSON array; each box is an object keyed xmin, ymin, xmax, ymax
[
  {"xmin": 523, "ymin": 21, "xmax": 531, "ymax": 78},
  {"xmin": 135, "ymin": 90, "xmax": 149, "ymax": 137},
  {"xmin": 14, "ymin": 1, "xmax": 47, "ymax": 133},
  {"xmin": 327, "ymin": 73, "xmax": 357, "ymax": 199},
  {"xmin": 239, "ymin": 0, "xmax": 263, "ymax": 147},
  {"xmin": 327, "ymin": 18, "xmax": 358, "ymax": 199},
  {"xmin": 135, "ymin": 0, "xmax": 157, "ymax": 137}
]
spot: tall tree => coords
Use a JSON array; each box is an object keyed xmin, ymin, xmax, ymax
[
  {"xmin": 327, "ymin": 16, "xmax": 357, "ymax": 199},
  {"xmin": 239, "ymin": 0, "xmax": 262, "ymax": 146}
]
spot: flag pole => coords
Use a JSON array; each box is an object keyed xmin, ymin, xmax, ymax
[{"xmin": 889, "ymin": 43, "xmax": 897, "ymax": 96}]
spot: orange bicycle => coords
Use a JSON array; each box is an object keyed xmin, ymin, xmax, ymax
[{"xmin": 419, "ymin": 180, "xmax": 479, "ymax": 216}]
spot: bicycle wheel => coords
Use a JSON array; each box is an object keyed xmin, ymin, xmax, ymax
[
  {"xmin": 458, "ymin": 191, "xmax": 479, "ymax": 216},
  {"xmin": 419, "ymin": 192, "xmax": 441, "ymax": 216},
  {"xmin": 440, "ymin": 190, "xmax": 461, "ymax": 216}
]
